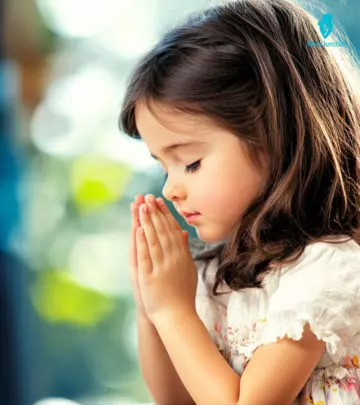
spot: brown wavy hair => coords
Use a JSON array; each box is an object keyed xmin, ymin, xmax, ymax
[{"xmin": 119, "ymin": 0, "xmax": 360, "ymax": 295}]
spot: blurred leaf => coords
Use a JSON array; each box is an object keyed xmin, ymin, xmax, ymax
[
  {"xmin": 31, "ymin": 270, "xmax": 115, "ymax": 326},
  {"xmin": 70, "ymin": 155, "xmax": 132, "ymax": 212}
]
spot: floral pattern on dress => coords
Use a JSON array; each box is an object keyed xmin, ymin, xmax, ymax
[
  {"xmin": 299, "ymin": 364, "xmax": 360, "ymax": 404},
  {"xmin": 212, "ymin": 314, "xmax": 269, "ymax": 374},
  {"xmin": 211, "ymin": 312, "xmax": 360, "ymax": 404},
  {"xmin": 194, "ymin": 239, "xmax": 360, "ymax": 404}
]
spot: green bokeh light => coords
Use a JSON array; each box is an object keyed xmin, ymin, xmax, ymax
[{"xmin": 31, "ymin": 270, "xmax": 116, "ymax": 326}]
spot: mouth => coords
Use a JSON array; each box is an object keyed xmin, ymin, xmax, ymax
[
  {"xmin": 180, "ymin": 210, "xmax": 199, "ymax": 217},
  {"xmin": 180, "ymin": 212, "xmax": 201, "ymax": 224}
]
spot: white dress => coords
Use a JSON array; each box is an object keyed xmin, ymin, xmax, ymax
[{"xmin": 192, "ymin": 239, "xmax": 360, "ymax": 404}]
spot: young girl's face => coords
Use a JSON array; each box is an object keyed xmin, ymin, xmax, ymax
[{"xmin": 135, "ymin": 102, "xmax": 267, "ymax": 243}]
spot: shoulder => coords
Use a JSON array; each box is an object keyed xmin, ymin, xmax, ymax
[
  {"xmin": 262, "ymin": 238, "xmax": 360, "ymax": 361},
  {"xmin": 275, "ymin": 237, "xmax": 360, "ymax": 289}
]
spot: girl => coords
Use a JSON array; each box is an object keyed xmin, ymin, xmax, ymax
[{"xmin": 121, "ymin": 0, "xmax": 360, "ymax": 404}]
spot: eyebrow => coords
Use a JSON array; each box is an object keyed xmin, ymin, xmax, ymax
[{"xmin": 150, "ymin": 141, "xmax": 205, "ymax": 160}]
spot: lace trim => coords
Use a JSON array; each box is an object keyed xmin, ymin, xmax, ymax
[{"xmin": 261, "ymin": 316, "xmax": 360, "ymax": 363}]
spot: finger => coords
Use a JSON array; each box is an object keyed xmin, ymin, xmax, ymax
[
  {"xmin": 130, "ymin": 194, "xmax": 146, "ymax": 269},
  {"xmin": 182, "ymin": 230, "xmax": 189, "ymax": 244},
  {"xmin": 146, "ymin": 195, "xmax": 181, "ymax": 253},
  {"xmin": 146, "ymin": 197, "xmax": 174, "ymax": 254},
  {"xmin": 139, "ymin": 203, "xmax": 163, "ymax": 265},
  {"xmin": 145, "ymin": 195, "xmax": 172, "ymax": 233},
  {"xmin": 136, "ymin": 226, "xmax": 152, "ymax": 277},
  {"xmin": 155, "ymin": 197, "xmax": 184, "ymax": 249},
  {"xmin": 135, "ymin": 193, "xmax": 145, "ymax": 205},
  {"xmin": 155, "ymin": 197, "xmax": 182, "ymax": 231},
  {"xmin": 144, "ymin": 195, "xmax": 181, "ymax": 251},
  {"xmin": 129, "ymin": 206, "xmax": 140, "ymax": 303},
  {"xmin": 133, "ymin": 194, "xmax": 145, "ymax": 227},
  {"xmin": 153, "ymin": 199, "xmax": 173, "ymax": 234},
  {"xmin": 130, "ymin": 203, "xmax": 138, "ymax": 269}
]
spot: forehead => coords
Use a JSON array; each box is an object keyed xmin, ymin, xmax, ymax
[{"xmin": 134, "ymin": 101, "xmax": 213, "ymax": 145}]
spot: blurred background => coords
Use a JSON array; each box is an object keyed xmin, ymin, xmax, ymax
[{"xmin": 1, "ymin": 0, "xmax": 359, "ymax": 404}]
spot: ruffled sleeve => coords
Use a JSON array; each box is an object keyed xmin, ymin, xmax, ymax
[{"xmin": 260, "ymin": 240, "xmax": 360, "ymax": 363}]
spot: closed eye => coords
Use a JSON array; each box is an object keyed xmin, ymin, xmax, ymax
[
  {"xmin": 163, "ymin": 160, "xmax": 201, "ymax": 182},
  {"xmin": 185, "ymin": 160, "xmax": 201, "ymax": 173}
]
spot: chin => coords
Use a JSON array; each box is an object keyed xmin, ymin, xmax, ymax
[{"xmin": 194, "ymin": 227, "xmax": 228, "ymax": 244}]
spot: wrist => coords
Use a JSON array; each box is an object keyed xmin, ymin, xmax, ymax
[
  {"xmin": 137, "ymin": 309, "xmax": 150, "ymax": 322},
  {"xmin": 151, "ymin": 307, "xmax": 198, "ymax": 330},
  {"xmin": 137, "ymin": 310, "xmax": 159, "ymax": 331}
]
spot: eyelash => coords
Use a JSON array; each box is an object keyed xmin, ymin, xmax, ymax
[
  {"xmin": 185, "ymin": 160, "xmax": 201, "ymax": 173},
  {"xmin": 163, "ymin": 160, "xmax": 201, "ymax": 180}
]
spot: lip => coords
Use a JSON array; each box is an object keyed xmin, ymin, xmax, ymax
[
  {"xmin": 180, "ymin": 211, "xmax": 201, "ymax": 224},
  {"xmin": 180, "ymin": 210, "xmax": 199, "ymax": 218}
]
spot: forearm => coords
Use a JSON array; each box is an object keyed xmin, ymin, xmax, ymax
[
  {"xmin": 137, "ymin": 312, "xmax": 195, "ymax": 405},
  {"xmin": 153, "ymin": 311, "xmax": 240, "ymax": 405}
]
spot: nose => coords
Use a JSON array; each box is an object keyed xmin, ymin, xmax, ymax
[{"xmin": 162, "ymin": 177, "xmax": 186, "ymax": 202}]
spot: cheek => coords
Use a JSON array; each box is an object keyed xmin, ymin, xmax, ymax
[
  {"xmin": 197, "ymin": 171, "xmax": 262, "ymax": 219},
  {"xmin": 190, "ymin": 151, "xmax": 265, "ymax": 217},
  {"xmin": 191, "ymin": 178, "xmax": 238, "ymax": 218}
]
